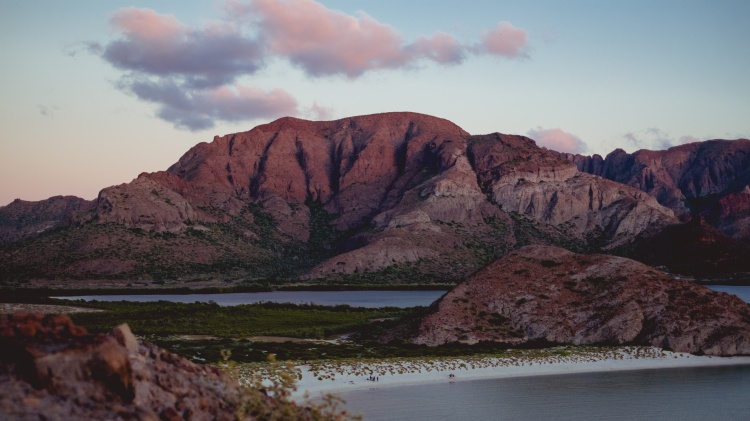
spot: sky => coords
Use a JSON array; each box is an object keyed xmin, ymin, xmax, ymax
[{"xmin": 1, "ymin": 0, "xmax": 749, "ymax": 206}]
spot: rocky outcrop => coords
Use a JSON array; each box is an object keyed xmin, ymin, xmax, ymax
[
  {"xmin": 559, "ymin": 139, "xmax": 750, "ymax": 238},
  {"xmin": 95, "ymin": 172, "xmax": 200, "ymax": 233},
  {"xmin": 0, "ymin": 196, "xmax": 94, "ymax": 245},
  {"xmin": 403, "ymin": 245, "xmax": 750, "ymax": 356},
  {"xmin": 0, "ymin": 312, "xmax": 342, "ymax": 420},
  {"xmin": 469, "ymin": 134, "xmax": 676, "ymax": 247},
  {"xmin": 0, "ymin": 312, "xmax": 243, "ymax": 420}
]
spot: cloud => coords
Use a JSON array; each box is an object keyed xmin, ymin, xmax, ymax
[
  {"xmin": 623, "ymin": 128, "xmax": 702, "ymax": 150},
  {"xmin": 251, "ymin": 0, "xmax": 407, "ymax": 77},
  {"xmin": 527, "ymin": 127, "xmax": 588, "ymax": 154},
  {"xmin": 476, "ymin": 21, "xmax": 529, "ymax": 58},
  {"xmin": 248, "ymin": 0, "xmax": 476, "ymax": 76},
  {"xmin": 305, "ymin": 102, "xmax": 334, "ymax": 120},
  {"xmin": 38, "ymin": 105, "xmax": 59, "ymax": 117},
  {"xmin": 122, "ymin": 77, "xmax": 297, "ymax": 130},
  {"xmin": 405, "ymin": 33, "xmax": 467, "ymax": 65},
  {"xmin": 102, "ymin": 8, "xmax": 265, "ymax": 88},
  {"xmin": 92, "ymin": 1, "xmax": 530, "ymax": 130}
]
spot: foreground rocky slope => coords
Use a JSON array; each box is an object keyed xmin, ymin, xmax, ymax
[
  {"xmin": 0, "ymin": 312, "xmax": 341, "ymax": 420},
  {"xmin": 401, "ymin": 245, "xmax": 750, "ymax": 356},
  {"xmin": 0, "ymin": 312, "xmax": 242, "ymax": 420},
  {"xmin": 1, "ymin": 113, "xmax": 680, "ymax": 283}
]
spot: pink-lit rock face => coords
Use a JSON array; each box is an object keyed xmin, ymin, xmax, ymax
[
  {"xmin": 0, "ymin": 112, "xmax": 688, "ymax": 280},
  {"xmin": 0, "ymin": 312, "xmax": 243, "ymax": 420},
  {"xmin": 558, "ymin": 138, "xmax": 750, "ymax": 238},
  {"xmin": 0, "ymin": 196, "xmax": 94, "ymax": 245},
  {"xmin": 403, "ymin": 245, "xmax": 750, "ymax": 356}
]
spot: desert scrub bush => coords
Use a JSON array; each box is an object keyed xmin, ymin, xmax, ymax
[{"xmin": 223, "ymin": 359, "xmax": 361, "ymax": 421}]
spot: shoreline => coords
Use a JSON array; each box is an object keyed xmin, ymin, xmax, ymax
[{"xmin": 291, "ymin": 347, "xmax": 750, "ymax": 400}]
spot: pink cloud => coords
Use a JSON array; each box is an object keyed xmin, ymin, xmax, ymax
[
  {"xmin": 246, "ymin": 0, "xmax": 512, "ymax": 76},
  {"xmin": 623, "ymin": 128, "xmax": 703, "ymax": 150},
  {"xmin": 92, "ymin": 2, "xmax": 532, "ymax": 130},
  {"xmin": 102, "ymin": 8, "xmax": 264, "ymax": 87},
  {"xmin": 406, "ymin": 32, "xmax": 466, "ymax": 64},
  {"xmin": 528, "ymin": 127, "xmax": 588, "ymax": 154},
  {"xmin": 305, "ymin": 102, "xmax": 334, "ymax": 120},
  {"xmin": 126, "ymin": 78, "xmax": 297, "ymax": 130},
  {"xmin": 110, "ymin": 8, "xmax": 183, "ymax": 40},
  {"xmin": 477, "ymin": 21, "xmax": 529, "ymax": 58},
  {"xmin": 251, "ymin": 0, "xmax": 409, "ymax": 77}
]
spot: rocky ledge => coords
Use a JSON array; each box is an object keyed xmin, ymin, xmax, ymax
[
  {"xmin": 0, "ymin": 312, "xmax": 341, "ymax": 420},
  {"xmin": 399, "ymin": 245, "xmax": 750, "ymax": 356}
]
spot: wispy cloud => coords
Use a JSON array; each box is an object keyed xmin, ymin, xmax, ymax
[
  {"xmin": 527, "ymin": 127, "xmax": 588, "ymax": 154},
  {"xmin": 37, "ymin": 104, "xmax": 59, "ymax": 117},
  {"xmin": 91, "ymin": 0, "xmax": 531, "ymax": 131},
  {"xmin": 304, "ymin": 102, "xmax": 334, "ymax": 120},
  {"xmin": 624, "ymin": 127, "xmax": 701, "ymax": 150},
  {"xmin": 475, "ymin": 21, "xmax": 529, "ymax": 58},
  {"xmin": 121, "ymin": 77, "xmax": 297, "ymax": 131}
]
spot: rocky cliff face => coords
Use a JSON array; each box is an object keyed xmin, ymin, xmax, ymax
[
  {"xmin": 402, "ymin": 246, "xmax": 750, "ymax": 356},
  {"xmin": 0, "ymin": 113, "xmax": 679, "ymax": 282},
  {"xmin": 469, "ymin": 134, "xmax": 675, "ymax": 248},
  {"xmin": 0, "ymin": 196, "xmax": 94, "ymax": 245},
  {"xmin": 0, "ymin": 312, "xmax": 243, "ymax": 420},
  {"xmin": 0, "ymin": 312, "xmax": 343, "ymax": 420},
  {"xmin": 558, "ymin": 139, "xmax": 750, "ymax": 237}
]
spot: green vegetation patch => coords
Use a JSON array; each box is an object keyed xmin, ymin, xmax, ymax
[{"xmin": 67, "ymin": 300, "xmax": 407, "ymax": 339}]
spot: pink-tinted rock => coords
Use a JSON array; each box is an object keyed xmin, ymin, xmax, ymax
[
  {"xmin": 402, "ymin": 245, "xmax": 750, "ymax": 356},
  {"xmin": 0, "ymin": 312, "xmax": 244, "ymax": 420}
]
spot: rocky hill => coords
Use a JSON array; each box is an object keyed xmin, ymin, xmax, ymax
[
  {"xmin": 0, "ymin": 196, "xmax": 94, "ymax": 246},
  {"xmin": 557, "ymin": 139, "xmax": 750, "ymax": 236},
  {"xmin": 399, "ymin": 245, "xmax": 750, "ymax": 356},
  {"xmin": 1, "ymin": 313, "xmax": 242, "ymax": 420},
  {"xmin": 2, "ymin": 112, "xmax": 728, "ymax": 285}
]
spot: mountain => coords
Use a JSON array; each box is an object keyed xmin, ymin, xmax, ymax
[
  {"xmin": 396, "ymin": 245, "xmax": 750, "ymax": 356},
  {"xmin": 0, "ymin": 112, "xmax": 686, "ymax": 284},
  {"xmin": 557, "ymin": 139, "xmax": 750, "ymax": 236},
  {"xmin": 0, "ymin": 196, "xmax": 94, "ymax": 246},
  {"xmin": 553, "ymin": 140, "xmax": 750, "ymax": 277}
]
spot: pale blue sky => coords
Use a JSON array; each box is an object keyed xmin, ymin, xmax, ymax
[{"xmin": 1, "ymin": 0, "xmax": 749, "ymax": 205}]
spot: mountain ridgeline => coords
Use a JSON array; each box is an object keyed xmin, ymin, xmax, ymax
[{"xmin": 1, "ymin": 112, "xmax": 748, "ymax": 284}]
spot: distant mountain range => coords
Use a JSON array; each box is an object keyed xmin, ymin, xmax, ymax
[{"xmin": 1, "ymin": 112, "xmax": 748, "ymax": 284}]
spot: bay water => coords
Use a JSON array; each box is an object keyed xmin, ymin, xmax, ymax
[
  {"xmin": 57, "ymin": 289, "xmax": 446, "ymax": 308},
  {"xmin": 338, "ymin": 364, "xmax": 750, "ymax": 421},
  {"xmin": 337, "ymin": 285, "xmax": 750, "ymax": 420}
]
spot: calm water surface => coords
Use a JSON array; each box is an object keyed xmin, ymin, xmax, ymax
[
  {"xmin": 335, "ymin": 285, "xmax": 750, "ymax": 420},
  {"xmin": 706, "ymin": 285, "xmax": 750, "ymax": 304},
  {"xmin": 59, "ymin": 285, "xmax": 750, "ymax": 308},
  {"xmin": 339, "ymin": 365, "xmax": 750, "ymax": 421},
  {"xmin": 58, "ymin": 290, "xmax": 447, "ymax": 308}
]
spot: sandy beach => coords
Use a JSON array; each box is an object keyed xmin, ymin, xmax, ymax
[{"xmin": 289, "ymin": 347, "xmax": 750, "ymax": 401}]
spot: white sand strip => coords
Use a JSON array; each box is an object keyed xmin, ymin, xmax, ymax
[{"xmin": 292, "ymin": 348, "xmax": 750, "ymax": 400}]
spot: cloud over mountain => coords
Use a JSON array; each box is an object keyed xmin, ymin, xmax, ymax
[
  {"xmin": 527, "ymin": 127, "xmax": 588, "ymax": 154},
  {"xmin": 93, "ymin": 0, "xmax": 530, "ymax": 130},
  {"xmin": 624, "ymin": 127, "xmax": 701, "ymax": 150}
]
